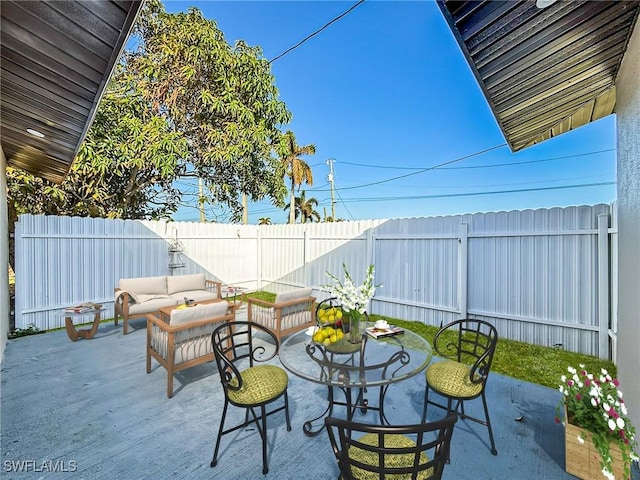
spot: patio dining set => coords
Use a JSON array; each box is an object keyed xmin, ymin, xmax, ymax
[{"xmin": 103, "ymin": 279, "xmax": 500, "ymax": 479}]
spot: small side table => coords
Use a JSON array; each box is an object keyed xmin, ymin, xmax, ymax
[
  {"xmin": 221, "ymin": 285, "xmax": 248, "ymax": 310},
  {"xmin": 62, "ymin": 304, "xmax": 105, "ymax": 342}
]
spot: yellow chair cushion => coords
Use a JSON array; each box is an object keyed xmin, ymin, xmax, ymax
[
  {"xmin": 349, "ymin": 433, "xmax": 432, "ymax": 480},
  {"xmin": 426, "ymin": 359, "xmax": 483, "ymax": 399},
  {"xmin": 227, "ymin": 365, "xmax": 288, "ymax": 406}
]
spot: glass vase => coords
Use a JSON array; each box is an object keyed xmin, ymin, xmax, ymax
[{"xmin": 348, "ymin": 310, "xmax": 362, "ymax": 343}]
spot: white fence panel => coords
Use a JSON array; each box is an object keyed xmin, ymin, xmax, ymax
[{"xmin": 13, "ymin": 204, "xmax": 614, "ymax": 358}]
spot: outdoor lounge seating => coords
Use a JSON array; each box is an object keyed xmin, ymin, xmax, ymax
[
  {"xmin": 422, "ymin": 318, "xmax": 499, "ymax": 456},
  {"xmin": 114, "ymin": 273, "xmax": 222, "ymax": 334},
  {"xmin": 146, "ymin": 300, "xmax": 234, "ymax": 398},
  {"xmin": 247, "ymin": 287, "xmax": 316, "ymax": 343},
  {"xmin": 210, "ymin": 321, "xmax": 292, "ymax": 475},
  {"xmin": 325, "ymin": 414, "xmax": 458, "ymax": 480}
]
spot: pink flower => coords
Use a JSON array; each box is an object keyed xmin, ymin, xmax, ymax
[
  {"xmin": 585, "ymin": 379, "xmax": 591, "ymax": 387},
  {"xmin": 576, "ymin": 393, "xmax": 582, "ymax": 401}
]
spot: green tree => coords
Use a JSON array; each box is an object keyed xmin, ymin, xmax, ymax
[
  {"xmin": 258, "ymin": 217, "xmax": 272, "ymax": 225},
  {"xmin": 7, "ymin": 0, "xmax": 291, "ymax": 223},
  {"xmin": 277, "ymin": 130, "xmax": 315, "ymax": 224},
  {"xmin": 131, "ymin": 2, "xmax": 291, "ymax": 220},
  {"xmin": 284, "ymin": 190, "xmax": 321, "ymax": 224}
]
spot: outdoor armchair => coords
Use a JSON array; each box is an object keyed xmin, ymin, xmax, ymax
[
  {"xmin": 146, "ymin": 301, "xmax": 233, "ymax": 398},
  {"xmin": 421, "ymin": 318, "xmax": 499, "ymax": 456},
  {"xmin": 247, "ymin": 287, "xmax": 316, "ymax": 343},
  {"xmin": 325, "ymin": 414, "xmax": 458, "ymax": 480},
  {"xmin": 210, "ymin": 321, "xmax": 291, "ymax": 475}
]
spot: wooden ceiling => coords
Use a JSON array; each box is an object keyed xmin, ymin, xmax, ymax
[
  {"xmin": 0, "ymin": 0, "xmax": 143, "ymax": 183},
  {"xmin": 438, "ymin": 0, "xmax": 640, "ymax": 152}
]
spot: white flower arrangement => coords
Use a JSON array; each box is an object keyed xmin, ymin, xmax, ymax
[{"xmin": 324, "ymin": 264, "xmax": 381, "ymax": 314}]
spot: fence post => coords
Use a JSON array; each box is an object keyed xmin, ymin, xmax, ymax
[
  {"xmin": 597, "ymin": 214, "xmax": 610, "ymax": 360},
  {"xmin": 256, "ymin": 227, "xmax": 262, "ymax": 290},
  {"xmin": 459, "ymin": 222, "xmax": 468, "ymax": 318}
]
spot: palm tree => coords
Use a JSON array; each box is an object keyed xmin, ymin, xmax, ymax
[
  {"xmin": 278, "ymin": 130, "xmax": 315, "ymax": 224},
  {"xmin": 284, "ymin": 191, "xmax": 320, "ymax": 223},
  {"xmin": 298, "ymin": 191, "xmax": 320, "ymax": 223},
  {"xmin": 258, "ymin": 217, "xmax": 272, "ymax": 225}
]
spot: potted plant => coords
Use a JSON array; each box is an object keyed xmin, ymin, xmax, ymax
[{"xmin": 556, "ymin": 365, "xmax": 638, "ymax": 480}]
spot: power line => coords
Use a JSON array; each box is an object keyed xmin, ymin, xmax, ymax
[
  {"xmin": 340, "ymin": 181, "xmax": 616, "ymax": 203},
  {"xmin": 336, "ymin": 148, "xmax": 615, "ymax": 171},
  {"xmin": 440, "ymin": 149, "xmax": 615, "ymax": 169},
  {"xmin": 314, "ymin": 143, "xmax": 507, "ymax": 192},
  {"xmin": 335, "ymin": 184, "xmax": 355, "ymax": 220},
  {"xmin": 269, "ymin": 0, "xmax": 366, "ymax": 63}
]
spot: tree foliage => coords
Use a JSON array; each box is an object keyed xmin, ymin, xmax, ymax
[
  {"xmin": 130, "ymin": 2, "xmax": 291, "ymax": 219},
  {"xmin": 7, "ymin": 0, "xmax": 292, "ymax": 222}
]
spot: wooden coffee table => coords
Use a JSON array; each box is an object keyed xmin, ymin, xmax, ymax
[
  {"xmin": 158, "ymin": 298, "xmax": 226, "ymax": 321},
  {"xmin": 63, "ymin": 304, "xmax": 105, "ymax": 342}
]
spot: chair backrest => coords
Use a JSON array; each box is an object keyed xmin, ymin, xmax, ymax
[
  {"xmin": 170, "ymin": 302, "xmax": 231, "ymax": 343},
  {"xmin": 325, "ymin": 414, "xmax": 458, "ymax": 480},
  {"xmin": 210, "ymin": 321, "xmax": 280, "ymax": 393},
  {"xmin": 433, "ymin": 319, "xmax": 498, "ymax": 386}
]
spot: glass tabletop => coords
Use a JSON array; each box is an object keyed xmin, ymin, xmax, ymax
[{"xmin": 279, "ymin": 321, "xmax": 433, "ymax": 389}]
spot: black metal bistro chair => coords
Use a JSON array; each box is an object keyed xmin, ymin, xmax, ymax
[
  {"xmin": 210, "ymin": 321, "xmax": 291, "ymax": 475},
  {"xmin": 325, "ymin": 414, "xmax": 458, "ymax": 480},
  {"xmin": 421, "ymin": 318, "xmax": 498, "ymax": 456}
]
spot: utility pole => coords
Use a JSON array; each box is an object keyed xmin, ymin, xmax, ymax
[
  {"xmin": 327, "ymin": 158, "xmax": 336, "ymax": 221},
  {"xmin": 198, "ymin": 177, "xmax": 205, "ymax": 222},
  {"xmin": 242, "ymin": 193, "xmax": 248, "ymax": 224}
]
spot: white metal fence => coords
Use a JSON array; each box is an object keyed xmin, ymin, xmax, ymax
[{"xmin": 14, "ymin": 203, "xmax": 616, "ymax": 358}]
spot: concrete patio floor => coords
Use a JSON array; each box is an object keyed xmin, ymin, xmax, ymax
[{"xmin": 2, "ymin": 309, "xmax": 639, "ymax": 480}]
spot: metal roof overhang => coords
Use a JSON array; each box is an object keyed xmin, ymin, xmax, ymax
[
  {"xmin": 438, "ymin": 0, "xmax": 640, "ymax": 152},
  {"xmin": 1, "ymin": 0, "xmax": 143, "ymax": 183}
]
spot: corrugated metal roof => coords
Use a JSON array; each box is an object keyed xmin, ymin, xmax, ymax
[
  {"xmin": 438, "ymin": 0, "xmax": 640, "ymax": 151},
  {"xmin": 0, "ymin": 0, "xmax": 143, "ymax": 183}
]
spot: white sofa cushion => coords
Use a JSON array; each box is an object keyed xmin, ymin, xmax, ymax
[
  {"xmin": 275, "ymin": 287, "xmax": 313, "ymax": 304},
  {"xmin": 169, "ymin": 301, "xmax": 229, "ymax": 327},
  {"xmin": 128, "ymin": 296, "xmax": 178, "ymax": 315},
  {"xmin": 174, "ymin": 290, "xmax": 219, "ymax": 304},
  {"xmin": 120, "ymin": 276, "xmax": 168, "ymax": 298},
  {"xmin": 167, "ymin": 273, "xmax": 206, "ymax": 295}
]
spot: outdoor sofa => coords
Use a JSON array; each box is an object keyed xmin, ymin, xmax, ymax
[{"xmin": 114, "ymin": 273, "xmax": 221, "ymax": 334}]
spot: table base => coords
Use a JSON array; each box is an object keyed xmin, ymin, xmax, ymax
[
  {"xmin": 302, "ymin": 385, "xmax": 389, "ymax": 437},
  {"xmin": 64, "ymin": 308, "xmax": 102, "ymax": 342}
]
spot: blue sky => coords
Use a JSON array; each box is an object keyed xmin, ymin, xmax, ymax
[{"xmin": 164, "ymin": 0, "xmax": 616, "ymax": 224}]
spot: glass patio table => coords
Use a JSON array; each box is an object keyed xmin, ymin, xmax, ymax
[{"xmin": 279, "ymin": 321, "xmax": 433, "ymax": 436}]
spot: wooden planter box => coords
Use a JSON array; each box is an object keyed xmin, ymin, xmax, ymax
[{"xmin": 564, "ymin": 407, "xmax": 628, "ymax": 480}]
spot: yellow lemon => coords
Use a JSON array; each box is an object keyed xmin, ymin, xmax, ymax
[
  {"xmin": 336, "ymin": 329, "xmax": 344, "ymax": 340},
  {"xmin": 324, "ymin": 326, "xmax": 335, "ymax": 336},
  {"xmin": 336, "ymin": 310, "xmax": 343, "ymax": 319},
  {"xmin": 318, "ymin": 308, "xmax": 326, "ymax": 318},
  {"xmin": 330, "ymin": 334, "xmax": 338, "ymax": 343},
  {"xmin": 323, "ymin": 338, "xmax": 332, "ymax": 346}
]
